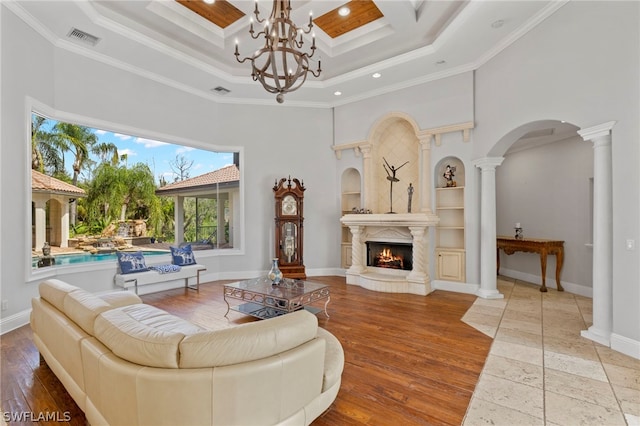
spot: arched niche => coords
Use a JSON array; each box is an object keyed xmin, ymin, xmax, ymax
[
  {"xmin": 435, "ymin": 156, "xmax": 465, "ymax": 189},
  {"xmin": 340, "ymin": 168, "xmax": 362, "ymax": 213},
  {"xmin": 365, "ymin": 112, "xmax": 422, "ymax": 214}
]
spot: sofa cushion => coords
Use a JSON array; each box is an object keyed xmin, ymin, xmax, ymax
[
  {"xmin": 94, "ymin": 304, "xmax": 205, "ymax": 368},
  {"xmin": 39, "ymin": 279, "xmax": 78, "ymax": 312},
  {"xmin": 39, "ymin": 279, "xmax": 113, "ymax": 335},
  {"xmin": 63, "ymin": 289, "xmax": 113, "ymax": 335},
  {"xmin": 179, "ymin": 309, "xmax": 318, "ymax": 368},
  {"xmin": 99, "ymin": 291, "xmax": 142, "ymax": 308}
]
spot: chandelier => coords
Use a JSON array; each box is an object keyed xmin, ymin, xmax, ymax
[{"xmin": 234, "ymin": 0, "xmax": 322, "ymax": 103}]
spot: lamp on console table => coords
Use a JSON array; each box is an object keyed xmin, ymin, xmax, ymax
[{"xmin": 515, "ymin": 223, "xmax": 523, "ymax": 240}]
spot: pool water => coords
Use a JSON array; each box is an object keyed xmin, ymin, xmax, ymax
[{"xmin": 33, "ymin": 250, "xmax": 169, "ymax": 267}]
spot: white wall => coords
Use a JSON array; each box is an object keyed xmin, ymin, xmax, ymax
[
  {"xmin": 0, "ymin": 6, "xmax": 337, "ymax": 325},
  {"xmin": 474, "ymin": 1, "xmax": 640, "ymax": 347},
  {"xmin": 496, "ymin": 136, "xmax": 594, "ymax": 292}
]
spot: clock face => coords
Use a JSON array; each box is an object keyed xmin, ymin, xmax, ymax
[{"xmin": 282, "ymin": 195, "xmax": 297, "ymax": 215}]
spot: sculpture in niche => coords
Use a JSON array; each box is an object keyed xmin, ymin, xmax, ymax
[
  {"xmin": 443, "ymin": 165, "xmax": 457, "ymax": 187},
  {"xmin": 383, "ymin": 157, "xmax": 408, "ymax": 214}
]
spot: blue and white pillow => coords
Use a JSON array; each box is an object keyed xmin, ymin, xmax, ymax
[
  {"xmin": 116, "ymin": 251, "xmax": 149, "ymax": 274},
  {"xmin": 170, "ymin": 244, "xmax": 196, "ymax": 266}
]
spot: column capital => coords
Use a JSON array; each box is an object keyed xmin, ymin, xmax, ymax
[
  {"xmin": 578, "ymin": 121, "xmax": 616, "ymax": 141},
  {"xmin": 359, "ymin": 144, "xmax": 373, "ymax": 158},
  {"xmin": 472, "ymin": 157, "xmax": 504, "ymax": 170},
  {"xmin": 418, "ymin": 134, "xmax": 434, "ymax": 149}
]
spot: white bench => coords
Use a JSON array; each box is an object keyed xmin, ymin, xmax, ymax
[{"xmin": 114, "ymin": 264, "xmax": 206, "ymax": 294}]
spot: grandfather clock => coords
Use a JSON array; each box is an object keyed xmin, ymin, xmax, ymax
[{"xmin": 273, "ymin": 176, "xmax": 306, "ymax": 279}]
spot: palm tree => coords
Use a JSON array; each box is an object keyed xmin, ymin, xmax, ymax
[
  {"xmin": 53, "ymin": 122, "xmax": 96, "ymax": 186},
  {"xmin": 31, "ymin": 114, "xmax": 64, "ymax": 174},
  {"xmin": 52, "ymin": 122, "xmax": 119, "ymax": 224}
]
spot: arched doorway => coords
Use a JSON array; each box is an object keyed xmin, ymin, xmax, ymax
[{"xmin": 477, "ymin": 119, "xmax": 615, "ymax": 347}]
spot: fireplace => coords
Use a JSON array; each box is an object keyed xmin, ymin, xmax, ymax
[{"xmin": 366, "ymin": 241, "xmax": 412, "ymax": 271}]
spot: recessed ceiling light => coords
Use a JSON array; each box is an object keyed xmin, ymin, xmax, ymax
[
  {"xmin": 203, "ymin": 0, "xmax": 215, "ymax": 4},
  {"xmin": 372, "ymin": 73, "xmax": 381, "ymax": 79},
  {"xmin": 338, "ymin": 6, "xmax": 350, "ymax": 17},
  {"xmin": 491, "ymin": 19, "xmax": 505, "ymax": 29},
  {"xmin": 334, "ymin": 91, "xmax": 342, "ymax": 96}
]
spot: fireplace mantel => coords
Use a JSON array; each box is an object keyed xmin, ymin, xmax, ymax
[
  {"xmin": 340, "ymin": 213, "xmax": 439, "ymax": 228},
  {"xmin": 340, "ymin": 213, "xmax": 439, "ymax": 295}
]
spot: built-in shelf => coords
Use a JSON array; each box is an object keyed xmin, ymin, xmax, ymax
[{"xmin": 435, "ymin": 158, "xmax": 466, "ymax": 282}]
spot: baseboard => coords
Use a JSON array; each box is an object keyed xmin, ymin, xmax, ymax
[
  {"xmin": 432, "ymin": 280, "xmax": 479, "ymax": 295},
  {"xmin": 498, "ymin": 268, "xmax": 592, "ymax": 297},
  {"xmin": 610, "ymin": 333, "xmax": 640, "ymax": 360},
  {"xmin": 307, "ymin": 268, "xmax": 344, "ymax": 277},
  {"xmin": 0, "ymin": 309, "xmax": 31, "ymax": 335}
]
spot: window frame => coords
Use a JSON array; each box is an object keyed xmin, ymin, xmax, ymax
[{"xmin": 26, "ymin": 97, "xmax": 245, "ymax": 282}]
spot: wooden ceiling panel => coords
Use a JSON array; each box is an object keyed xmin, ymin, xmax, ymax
[
  {"xmin": 176, "ymin": 0, "xmax": 245, "ymax": 29},
  {"xmin": 314, "ymin": 0, "xmax": 384, "ymax": 39}
]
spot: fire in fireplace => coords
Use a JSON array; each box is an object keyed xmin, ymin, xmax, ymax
[{"xmin": 366, "ymin": 241, "xmax": 413, "ymax": 271}]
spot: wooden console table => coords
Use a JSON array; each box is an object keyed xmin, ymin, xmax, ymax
[{"xmin": 496, "ymin": 236, "xmax": 564, "ymax": 292}]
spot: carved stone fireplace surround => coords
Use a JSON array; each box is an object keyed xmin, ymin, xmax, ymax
[{"xmin": 340, "ymin": 213, "xmax": 439, "ymax": 295}]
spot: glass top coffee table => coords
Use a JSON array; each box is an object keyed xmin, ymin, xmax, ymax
[{"xmin": 224, "ymin": 276, "xmax": 330, "ymax": 319}]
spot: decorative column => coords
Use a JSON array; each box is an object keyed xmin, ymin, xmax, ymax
[
  {"xmin": 33, "ymin": 197, "xmax": 47, "ymax": 250},
  {"xmin": 360, "ymin": 144, "xmax": 373, "ymax": 212},
  {"xmin": 347, "ymin": 225, "xmax": 366, "ymax": 275},
  {"xmin": 473, "ymin": 157, "xmax": 505, "ymax": 299},
  {"xmin": 578, "ymin": 121, "xmax": 615, "ymax": 346},
  {"xmin": 60, "ymin": 198, "xmax": 70, "ymax": 248},
  {"xmin": 418, "ymin": 134, "xmax": 434, "ymax": 213},
  {"xmin": 407, "ymin": 226, "xmax": 427, "ymax": 281}
]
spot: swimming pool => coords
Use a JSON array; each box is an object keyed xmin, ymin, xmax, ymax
[{"xmin": 33, "ymin": 250, "xmax": 170, "ymax": 267}]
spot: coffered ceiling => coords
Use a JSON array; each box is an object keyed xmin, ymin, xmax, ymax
[{"xmin": 7, "ymin": 0, "xmax": 567, "ymax": 107}]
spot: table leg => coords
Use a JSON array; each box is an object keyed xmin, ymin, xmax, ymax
[
  {"xmin": 224, "ymin": 297, "xmax": 230, "ymax": 317},
  {"xmin": 539, "ymin": 250, "xmax": 548, "ymax": 292},
  {"xmin": 323, "ymin": 296, "xmax": 331, "ymax": 318},
  {"xmin": 496, "ymin": 248, "xmax": 501, "ymax": 276},
  {"xmin": 555, "ymin": 249, "xmax": 565, "ymax": 291}
]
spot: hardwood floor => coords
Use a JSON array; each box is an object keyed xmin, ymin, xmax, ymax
[{"xmin": 1, "ymin": 276, "xmax": 492, "ymax": 425}]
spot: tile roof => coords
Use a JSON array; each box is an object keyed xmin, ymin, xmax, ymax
[
  {"xmin": 156, "ymin": 164, "xmax": 239, "ymax": 193},
  {"xmin": 32, "ymin": 170, "xmax": 86, "ymax": 196}
]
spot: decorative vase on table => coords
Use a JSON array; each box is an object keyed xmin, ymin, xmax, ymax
[{"xmin": 268, "ymin": 258, "xmax": 283, "ymax": 285}]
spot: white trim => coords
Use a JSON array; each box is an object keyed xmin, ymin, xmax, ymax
[
  {"xmin": 498, "ymin": 268, "xmax": 592, "ymax": 298},
  {"xmin": 0, "ymin": 309, "xmax": 31, "ymax": 335},
  {"xmin": 578, "ymin": 121, "xmax": 617, "ymax": 141},
  {"xmin": 473, "ymin": 1, "xmax": 570, "ymax": 70},
  {"xmin": 610, "ymin": 333, "xmax": 640, "ymax": 361},
  {"xmin": 432, "ymin": 280, "xmax": 479, "ymax": 295}
]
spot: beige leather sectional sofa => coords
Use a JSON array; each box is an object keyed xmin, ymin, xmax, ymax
[{"xmin": 30, "ymin": 279, "xmax": 344, "ymax": 425}]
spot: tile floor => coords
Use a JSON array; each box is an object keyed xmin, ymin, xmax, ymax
[{"xmin": 461, "ymin": 276, "xmax": 640, "ymax": 426}]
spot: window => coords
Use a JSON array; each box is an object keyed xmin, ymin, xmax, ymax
[{"xmin": 30, "ymin": 112, "xmax": 241, "ymax": 269}]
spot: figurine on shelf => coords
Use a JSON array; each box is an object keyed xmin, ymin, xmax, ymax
[
  {"xmin": 407, "ymin": 183, "xmax": 414, "ymax": 213},
  {"xmin": 443, "ymin": 165, "xmax": 457, "ymax": 187}
]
